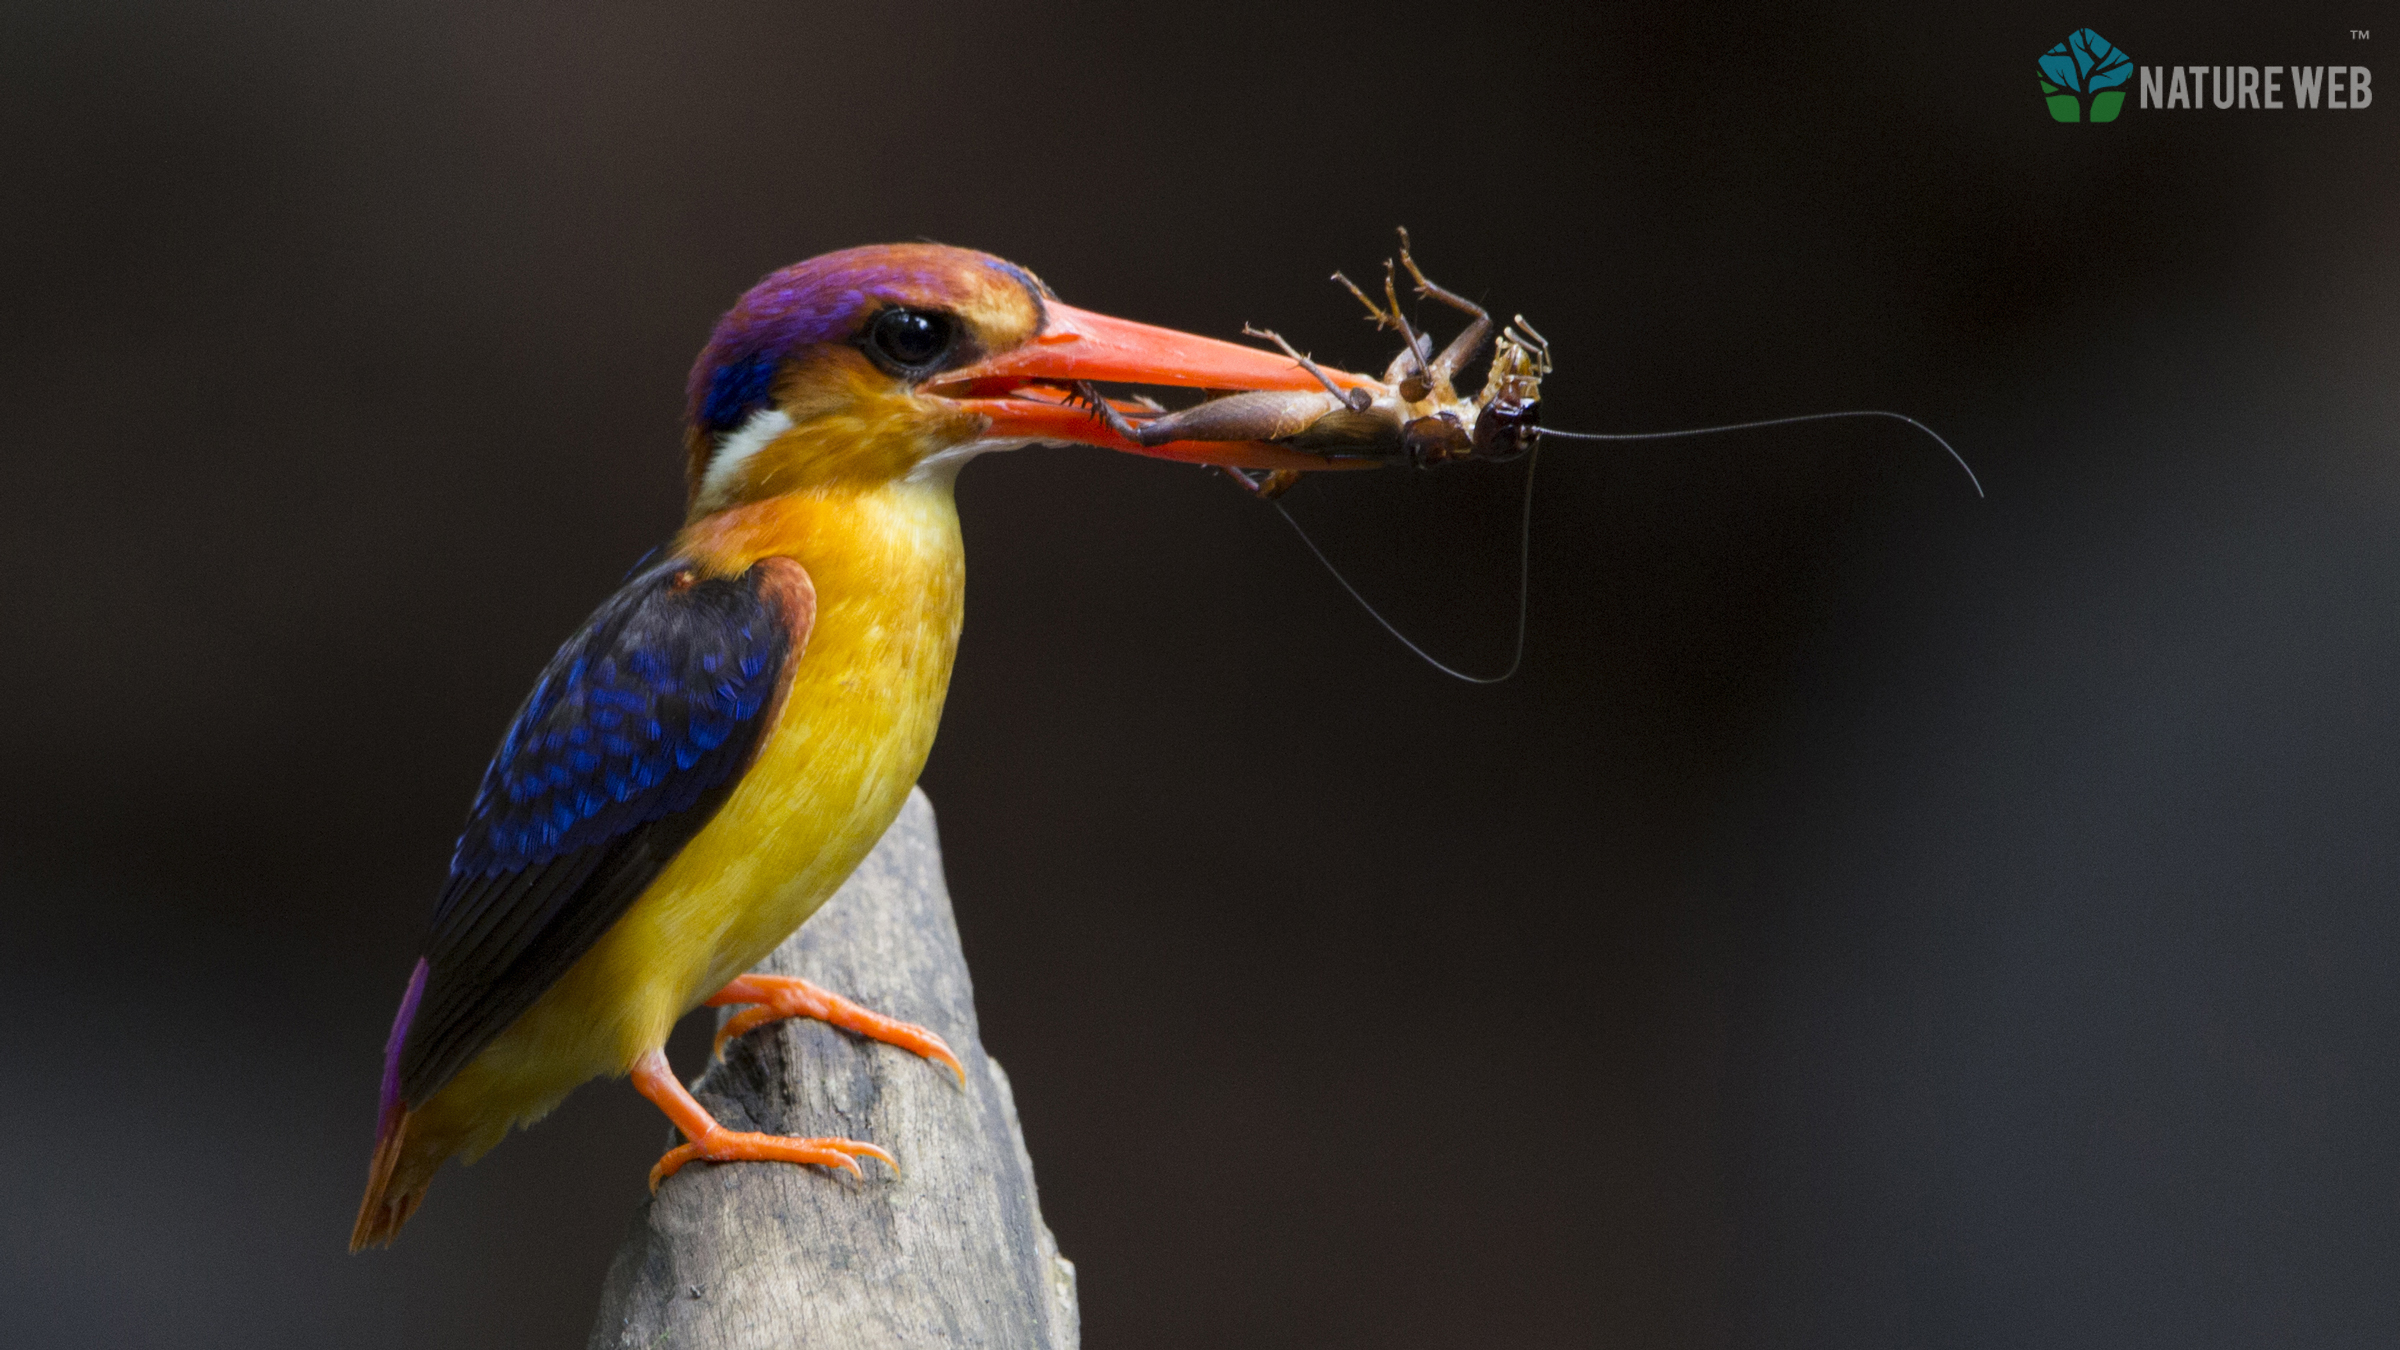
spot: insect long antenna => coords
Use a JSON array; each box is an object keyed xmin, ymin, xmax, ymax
[
  {"xmin": 1265, "ymin": 411, "xmax": 1976, "ymax": 685},
  {"xmin": 1266, "ymin": 446, "xmax": 1540, "ymax": 686},
  {"xmin": 1536, "ymin": 411, "xmax": 1984, "ymax": 498}
]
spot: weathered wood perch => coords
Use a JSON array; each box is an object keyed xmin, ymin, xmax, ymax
[{"xmin": 589, "ymin": 789, "xmax": 1079, "ymax": 1349}]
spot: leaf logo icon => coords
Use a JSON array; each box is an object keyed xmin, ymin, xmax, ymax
[{"xmin": 2038, "ymin": 29, "xmax": 2133, "ymax": 122}]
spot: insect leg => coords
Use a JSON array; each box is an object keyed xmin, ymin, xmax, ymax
[
  {"xmin": 1218, "ymin": 467, "xmax": 1303, "ymax": 499},
  {"xmin": 1394, "ymin": 230, "xmax": 1494, "ymax": 390},
  {"xmin": 1068, "ymin": 382, "xmax": 1157, "ymax": 444},
  {"xmin": 1241, "ymin": 326, "xmax": 1372, "ymax": 412},
  {"xmin": 1375, "ymin": 259, "xmax": 1438, "ymax": 399},
  {"xmin": 1334, "ymin": 271, "xmax": 1396, "ymax": 329},
  {"xmin": 1509, "ymin": 315, "xmax": 1552, "ymax": 360},
  {"xmin": 1337, "ymin": 267, "xmax": 1416, "ymax": 387},
  {"xmin": 1073, "ymin": 380, "xmax": 1358, "ymax": 460}
]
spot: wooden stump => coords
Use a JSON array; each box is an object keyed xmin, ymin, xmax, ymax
[{"xmin": 589, "ymin": 789, "xmax": 1079, "ymax": 1350}]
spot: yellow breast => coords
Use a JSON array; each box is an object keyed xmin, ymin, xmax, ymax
[{"xmin": 419, "ymin": 478, "xmax": 966, "ymax": 1156}]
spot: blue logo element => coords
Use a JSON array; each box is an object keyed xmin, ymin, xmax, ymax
[{"xmin": 2039, "ymin": 29, "xmax": 2133, "ymax": 122}]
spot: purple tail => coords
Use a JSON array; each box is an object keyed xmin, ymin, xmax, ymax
[
  {"xmin": 376, "ymin": 957, "xmax": 430, "ymax": 1137},
  {"xmin": 352, "ymin": 958, "xmax": 430, "ymax": 1251}
]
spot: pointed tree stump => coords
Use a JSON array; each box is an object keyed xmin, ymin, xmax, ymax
[{"xmin": 589, "ymin": 789, "xmax": 1080, "ymax": 1350}]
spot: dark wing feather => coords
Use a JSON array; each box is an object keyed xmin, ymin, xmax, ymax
[{"xmin": 397, "ymin": 555, "xmax": 809, "ymax": 1106}]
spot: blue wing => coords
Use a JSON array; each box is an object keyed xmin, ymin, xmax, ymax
[{"xmin": 396, "ymin": 554, "xmax": 811, "ymax": 1105}]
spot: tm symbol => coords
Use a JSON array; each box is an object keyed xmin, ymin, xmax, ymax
[{"xmin": 2355, "ymin": 29, "xmax": 2371, "ymax": 38}]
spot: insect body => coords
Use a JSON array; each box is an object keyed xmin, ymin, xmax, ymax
[{"xmin": 1084, "ymin": 231, "xmax": 1551, "ymax": 497}]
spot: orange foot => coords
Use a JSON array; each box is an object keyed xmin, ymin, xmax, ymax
[
  {"xmin": 706, "ymin": 973, "xmax": 965, "ymax": 1086},
  {"xmin": 631, "ymin": 1047, "xmax": 898, "ymax": 1191}
]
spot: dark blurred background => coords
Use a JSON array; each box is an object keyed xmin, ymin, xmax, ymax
[{"xmin": 4, "ymin": 2, "xmax": 2395, "ymax": 1346}]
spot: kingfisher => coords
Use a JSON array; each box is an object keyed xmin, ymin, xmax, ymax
[{"xmin": 350, "ymin": 244, "xmax": 1379, "ymax": 1250}]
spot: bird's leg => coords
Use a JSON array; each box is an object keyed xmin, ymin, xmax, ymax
[
  {"xmin": 707, "ymin": 972, "xmax": 964, "ymax": 1085},
  {"xmin": 632, "ymin": 1047, "xmax": 899, "ymax": 1190}
]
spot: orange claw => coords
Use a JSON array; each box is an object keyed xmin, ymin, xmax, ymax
[
  {"xmin": 706, "ymin": 973, "xmax": 966, "ymax": 1087},
  {"xmin": 630, "ymin": 1047, "xmax": 900, "ymax": 1192},
  {"xmin": 647, "ymin": 1129, "xmax": 897, "ymax": 1192}
]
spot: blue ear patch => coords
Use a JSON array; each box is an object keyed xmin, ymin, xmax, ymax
[{"xmin": 699, "ymin": 353, "xmax": 782, "ymax": 434}]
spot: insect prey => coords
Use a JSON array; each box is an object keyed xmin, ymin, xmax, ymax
[
  {"xmin": 1079, "ymin": 230, "xmax": 1552, "ymax": 499},
  {"xmin": 1058, "ymin": 234, "xmax": 1980, "ymax": 686}
]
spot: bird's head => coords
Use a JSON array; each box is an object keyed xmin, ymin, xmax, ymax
[{"xmin": 681, "ymin": 243, "xmax": 1375, "ymax": 515}]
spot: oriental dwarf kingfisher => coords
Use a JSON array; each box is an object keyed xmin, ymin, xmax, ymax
[{"xmin": 351, "ymin": 243, "xmax": 1380, "ymax": 1250}]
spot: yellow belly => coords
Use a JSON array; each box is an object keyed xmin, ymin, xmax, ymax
[{"xmin": 415, "ymin": 479, "xmax": 965, "ymax": 1161}]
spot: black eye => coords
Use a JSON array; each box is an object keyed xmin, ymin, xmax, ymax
[{"xmin": 863, "ymin": 307, "xmax": 956, "ymax": 375}]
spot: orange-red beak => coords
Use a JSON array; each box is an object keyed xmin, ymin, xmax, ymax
[{"xmin": 930, "ymin": 301, "xmax": 1383, "ymax": 471}]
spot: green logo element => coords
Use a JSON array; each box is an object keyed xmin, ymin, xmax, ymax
[{"xmin": 2039, "ymin": 29, "xmax": 2132, "ymax": 122}]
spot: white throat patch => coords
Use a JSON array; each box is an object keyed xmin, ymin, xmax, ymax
[{"xmin": 697, "ymin": 406, "xmax": 794, "ymax": 508}]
